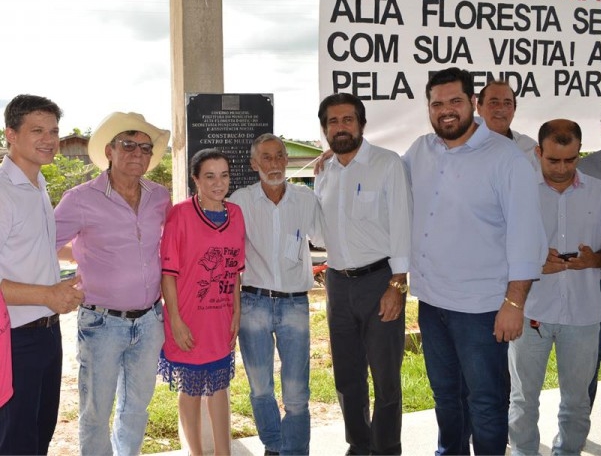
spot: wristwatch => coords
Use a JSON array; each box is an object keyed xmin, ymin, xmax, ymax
[{"xmin": 389, "ymin": 280, "xmax": 408, "ymax": 294}]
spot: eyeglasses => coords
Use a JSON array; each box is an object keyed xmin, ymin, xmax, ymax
[{"xmin": 115, "ymin": 139, "xmax": 154, "ymax": 155}]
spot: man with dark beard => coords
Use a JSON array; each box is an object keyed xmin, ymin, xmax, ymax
[
  {"xmin": 402, "ymin": 67, "xmax": 547, "ymax": 455},
  {"xmin": 314, "ymin": 93, "xmax": 412, "ymax": 455}
]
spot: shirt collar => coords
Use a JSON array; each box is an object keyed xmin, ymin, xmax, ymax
[
  {"xmin": 538, "ymin": 168, "xmax": 585, "ymax": 191},
  {"xmin": 94, "ymin": 170, "xmax": 152, "ymax": 197},
  {"xmin": 252, "ymin": 181, "xmax": 292, "ymax": 204},
  {"xmin": 437, "ymin": 117, "xmax": 489, "ymax": 153},
  {"xmin": 330, "ymin": 138, "xmax": 371, "ymax": 168},
  {"xmin": 0, "ymin": 155, "xmax": 47, "ymax": 189}
]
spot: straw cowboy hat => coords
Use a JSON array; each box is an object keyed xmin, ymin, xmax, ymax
[{"xmin": 87, "ymin": 112, "xmax": 170, "ymax": 171}]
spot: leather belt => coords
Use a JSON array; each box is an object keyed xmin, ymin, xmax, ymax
[
  {"xmin": 82, "ymin": 299, "xmax": 160, "ymax": 320},
  {"xmin": 331, "ymin": 258, "xmax": 390, "ymax": 278},
  {"xmin": 241, "ymin": 286, "xmax": 308, "ymax": 299},
  {"xmin": 16, "ymin": 313, "xmax": 60, "ymax": 330}
]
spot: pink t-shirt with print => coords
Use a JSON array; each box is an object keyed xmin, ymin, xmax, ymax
[
  {"xmin": 0, "ymin": 291, "xmax": 12, "ymax": 407},
  {"xmin": 161, "ymin": 198, "xmax": 245, "ymax": 366}
]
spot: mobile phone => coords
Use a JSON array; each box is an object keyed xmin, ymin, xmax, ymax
[{"xmin": 558, "ymin": 252, "xmax": 578, "ymax": 261}]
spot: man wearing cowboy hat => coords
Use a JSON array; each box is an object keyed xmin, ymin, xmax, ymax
[{"xmin": 55, "ymin": 112, "xmax": 171, "ymax": 455}]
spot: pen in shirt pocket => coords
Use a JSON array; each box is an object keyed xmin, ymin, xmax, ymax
[
  {"xmin": 296, "ymin": 229, "xmax": 303, "ymax": 260},
  {"xmin": 357, "ymin": 183, "xmax": 361, "ymax": 195}
]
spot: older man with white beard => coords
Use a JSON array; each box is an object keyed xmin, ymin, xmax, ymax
[{"xmin": 229, "ymin": 133, "xmax": 322, "ymax": 456}]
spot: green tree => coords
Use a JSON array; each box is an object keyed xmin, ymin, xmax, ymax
[
  {"xmin": 40, "ymin": 150, "xmax": 172, "ymax": 207},
  {"xmin": 145, "ymin": 152, "xmax": 172, "ymax": 194},
  {"xmin": 0, "ymin": 128, "xmax": 6, "ymax": 148},
  {"xmin": 41, "ymin": 154, "xmax": 99, "ymax": 206},
  {"xmin": 69, "ymin": 127, "xmax": 92, "ymax": 138}
]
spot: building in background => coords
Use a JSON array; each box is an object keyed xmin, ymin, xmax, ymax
[
  {"xmin": 58, "ymin": 134, "xmax": 91, "ymax": 165},
  {"xmin": 284, "ymin": 139, "xmax": 321, "ymax": 188}
]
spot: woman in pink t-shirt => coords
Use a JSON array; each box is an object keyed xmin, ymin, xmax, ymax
[
  {"xmin": 0, "ymin": 291, "xmax": 12, "ymax": 408},
  {"xmin": 159, "ymin": 149, "xmax": 245, "ymax": 455}
]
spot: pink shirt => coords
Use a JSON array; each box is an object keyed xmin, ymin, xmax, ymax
[
  {"xmin": 0, "ymin": 291, "xmax": 12, "ymax": 407},
  {"xmin": 161, "ymin": 198, "xmax": 245, "ymax": 365},
  {"xmin": 55, "ymin": 171, "xmax": 171, "ymax": 310}
]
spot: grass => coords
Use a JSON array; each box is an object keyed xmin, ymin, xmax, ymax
[{"xmin": 140, "ymin": 291, "xmax": 560, "ymax": 454}]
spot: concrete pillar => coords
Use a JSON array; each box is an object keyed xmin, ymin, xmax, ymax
[
  {"xmin": 169, "ymin": 2, "xmax": 226, "ymax": 454},
  {"xmin": 170, "ymin": 0, "xmax": 224, "ymax": 203}
]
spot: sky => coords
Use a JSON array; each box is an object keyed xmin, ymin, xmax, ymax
[{"xmin": 0, "ymin": 0, "xmax": 321, "ymax": 142}]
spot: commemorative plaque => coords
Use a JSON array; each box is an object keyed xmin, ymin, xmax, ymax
[{"xmin": 186, "ymin": 93, "xmax": 274, "ymax": 196}]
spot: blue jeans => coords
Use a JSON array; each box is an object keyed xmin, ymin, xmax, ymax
[
  {"xmin": 0, "ymin": 321, "xmax": 62, "ymax": 455},
  {"xmin": 509, "ymin": 320, "xmax": 598, "ymax": 456},
  {"xmin": 238, "ymin": 291, "xmax": 311, "ymax": 456},
  {"xmin": 587, "ymin": 323, "xmax": 601, "ymax": 406},
  {"xmin": 418, "ymin": 301, "xmax": 508, "ymax": 456},
  {"xmin": 588, "ymin": 282, "xmax": 601, "ymax": 406},
  {"xmin": 77, "ymin": 302, "xmax": 165, "ymax": 456}
]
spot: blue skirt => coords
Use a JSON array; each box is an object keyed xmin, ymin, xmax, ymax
[{"xmin": 158, "ymin": 350, "xmax": 235, "ymax": 397}]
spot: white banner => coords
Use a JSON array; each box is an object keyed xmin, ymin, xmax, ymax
[{"xmin": 319, "ymin": 1, "xmax": 601, "ymax": 153}]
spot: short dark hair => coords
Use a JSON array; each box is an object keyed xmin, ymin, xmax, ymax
[
  {"xmin": 477, "ymin": 80, "xmax": 517, "ymax": 109},
  {"xmin": 538, "ymin": 119, "xmax": 582, "ymax": 152},
  {"xmin": 318, "ymin": 93, "xmax": 367, "ymax": 130},
  {"xmin": 4, "ymin": 94, "xmax": 62, "ymax": 131},
  {"xmin": 426, "ymin": 67, "xmax": 474, "ymax": 101},
  {"xmin": 189, "ymin": 148, "xmax": 231, "ymax": 180}
]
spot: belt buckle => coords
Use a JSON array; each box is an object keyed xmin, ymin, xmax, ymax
[{"xmin": 268, "ymin": 289, "xmax": 273, "ymax": 298}]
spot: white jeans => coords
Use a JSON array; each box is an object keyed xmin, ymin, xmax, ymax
[{"xmin": 509, "ymin": 319, "xmax": 599, "ymax": 456}]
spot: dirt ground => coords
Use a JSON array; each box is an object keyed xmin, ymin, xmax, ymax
[
  {"xmin": 48, "ymin": 291, "xmax": 342, "ymax": 455},
  {"xmin": 48, "ymin": 311, "xmax": 80, "ymax": 456}
]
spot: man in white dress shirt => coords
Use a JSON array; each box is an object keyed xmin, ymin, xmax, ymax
[
  {"xmin": 230, "ymin": 133, "xmax": 322, "ymax": 456},
  {"xmin": 314, "ymin": 92, "xmax": 412, "ymax": 455},
  {"xmin": 477, "ymin": 80, "xmax": 539, "ymax": 170}
]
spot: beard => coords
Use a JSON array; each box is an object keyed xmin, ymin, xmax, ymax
[
  {"xmin": 432, "ymin": 112, "xmax": 474, "ymax": 141},
  {"xmin": 258, "ymin": 168, "xmax": 286, "ymax": 186},
  {"xmin": 329, "ymin": 132, "xmax": 362, "ymax": 155}
]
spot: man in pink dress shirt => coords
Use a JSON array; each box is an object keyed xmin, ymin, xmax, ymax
[{"xmin": 55, "ymin": 112, "xmax": 171, "ymax": 455}]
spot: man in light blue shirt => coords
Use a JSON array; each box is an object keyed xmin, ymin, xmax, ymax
[
  {"xmin": 0, "ymin": 94, "xmax": 84, "ymax": 454},
  {"xmin": 403, "ymin": 67, "xmax": 547, "ymax": 455},
  {"xmin": 509, "ymin": 119, "xmax": 601, "ymax": 455}
]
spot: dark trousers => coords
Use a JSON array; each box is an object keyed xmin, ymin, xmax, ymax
[
  {"xmin": 326, "ymin": 266, "xmax": 404, "ymax": 455},
  {"xmin": 0, "ymin": 321, "xmax": 63, "ymax": 455}
]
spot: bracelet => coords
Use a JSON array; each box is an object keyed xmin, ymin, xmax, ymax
[
  {"xmin": 504, "ymin": 297, "xmax": 524, "ymax": 310},
  {"xmin": 389, "ymin": 280, "xmax": 408, "ymax": 294}
]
